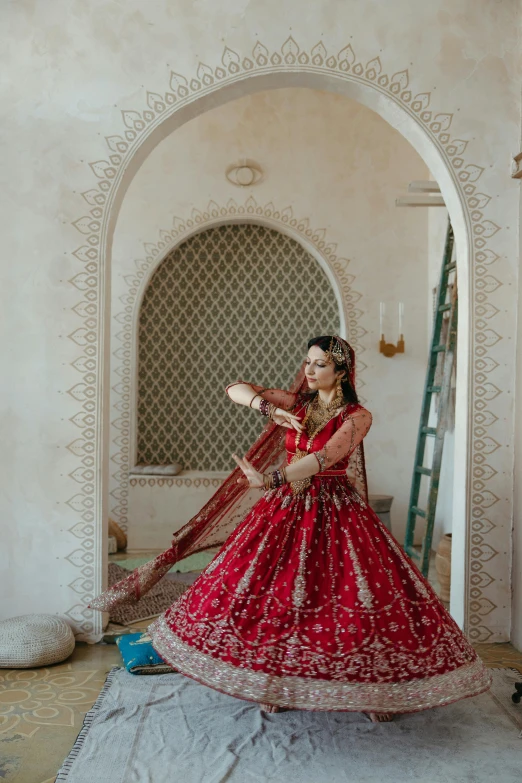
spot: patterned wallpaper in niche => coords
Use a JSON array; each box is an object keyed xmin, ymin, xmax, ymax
[{"xmin": 137, "ymin": 224, "xmax": 340, "ymax": 470}]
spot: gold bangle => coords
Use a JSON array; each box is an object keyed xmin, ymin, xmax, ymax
[
  {"xmin": 268, "ymin": 402, "xmax": 278, "ymax": 421},
  {"xmin": 249, "ymin": 394, "xmax": 261, "ymax": 409}
]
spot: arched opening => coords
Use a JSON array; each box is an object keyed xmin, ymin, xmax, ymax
[
  {"xmin": 136, "ymin": 223, "xmax": 341, "ymax": 471},
  {"xmin": 122, "ymin": 221, "xmax": 344, "ymax": 549},
  {"xmin": 93, "ymin": 70, "xmax": 472, "ymax": 641}
]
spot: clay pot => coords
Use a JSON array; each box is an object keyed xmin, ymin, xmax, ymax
[{"xmin": 435, "ymin": 533, "xmax": 452, "ymax": 602}]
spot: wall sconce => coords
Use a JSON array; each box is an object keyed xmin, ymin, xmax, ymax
[{"xmin": 379, "ymin": 302, "xmax": 405, "ymax": 357}]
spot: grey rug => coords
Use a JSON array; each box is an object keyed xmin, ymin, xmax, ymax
[{"xmin": 56, "ymin": 668, "xmax": 521, "ymax": 783}]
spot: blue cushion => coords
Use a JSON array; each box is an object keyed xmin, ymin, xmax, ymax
[{"xmin": 115, "ymin": 632, "xmax": 173, "ymax": 675}]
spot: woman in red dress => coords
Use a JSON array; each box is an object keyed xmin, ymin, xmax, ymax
[
  {"xmin": 144, "ymin": 335, "xmax": 491, "ymax": 721},
  {"xmin": 92, "ymin": 335, "xmax": 491, "ymax": 721}
]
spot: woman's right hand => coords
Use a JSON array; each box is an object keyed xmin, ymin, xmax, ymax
[{"xmin": 271, "ymin": 408, "xmax": 304, "ymax": 433}]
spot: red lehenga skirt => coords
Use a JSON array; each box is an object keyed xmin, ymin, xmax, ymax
[{"xmin": 149, "ymin": 473, "xmax": 491, "ymax": 714}]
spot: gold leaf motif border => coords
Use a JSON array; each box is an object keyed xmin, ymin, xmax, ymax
[
  {"xmin": 129, "ymin": 477, "xmax": 224, "ymax": 488},
  {"xmin": 68, "ymin": 37, "xmax": 504, "ymax": 642}
]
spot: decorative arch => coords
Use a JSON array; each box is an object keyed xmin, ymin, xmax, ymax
[
  {"xmin": 67, "ymin": 37, "xmax": 504, "ymax": 644},
  {"xmin": 108, "ymin": 198, "xmax": 364, "ymax": 538}
]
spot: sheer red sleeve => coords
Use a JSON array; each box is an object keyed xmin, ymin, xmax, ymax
[
  {"xmin": 314, "ymin": 407, "xmax": 372, "ymax": 471},
  {"xmin": 225, "ymin": 381, "xmax": 298, "ymax": 411}
]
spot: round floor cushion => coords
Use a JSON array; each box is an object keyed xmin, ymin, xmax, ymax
[{"xmin": 0, "ymin": 615, "xmax": 75, "ymax": 668}]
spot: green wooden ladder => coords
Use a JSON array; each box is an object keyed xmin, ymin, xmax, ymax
[{"xmin": 403, "ymin": 220, "xmax": 458, "ymax": 576}]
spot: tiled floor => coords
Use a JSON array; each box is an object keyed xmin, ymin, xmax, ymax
[
  {"xmin": 2, "ymin": 550, "xmax": 521, "ymax": 783},
  {"xmin": 0, "ymin": 642, "xmax": 121, "ymax": 783}
]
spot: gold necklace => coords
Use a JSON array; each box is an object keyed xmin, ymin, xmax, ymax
[
  {"xmin": 300, "ymin": 389, "xmax": 344, "ymax": 449},
  {"xmin": 289, "ymin": 389, "xmax": 345, "ymax": 495}
]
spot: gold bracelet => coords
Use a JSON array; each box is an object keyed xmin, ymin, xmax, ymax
[
  {"xmin": 264, "ymin": 468, "xmax": 288, "ymax": 490},
  {"xmin": 249, "ymin": 394, "xmax": 261, "ymax": 409},
  {"xmin": 267, "ymin": 402, "xmax": 278, "ymax": 421}
]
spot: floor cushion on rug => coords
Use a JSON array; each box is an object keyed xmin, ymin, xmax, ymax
[
  {"xmin": 0, "ymin": 614, "xmax": 75, "ymax": 668},
  {"xmin": 116, "ymin": 632, "xmax": 173, "ymax": 674},
  {"xmin": 55, "ymin": 667, "xmax": 522, "ymax": 783},
  {"xmin": 107, "ymin": 562, "xmax": 188, "ymax": 625}
]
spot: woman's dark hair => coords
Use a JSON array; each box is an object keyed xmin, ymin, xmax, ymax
[{"xmin": 306, "ymin": 336, "xmax": 359, "ymax": 404}]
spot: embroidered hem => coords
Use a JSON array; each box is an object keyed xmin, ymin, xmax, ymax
[{"xmin": 149, "ymin": 615, "xmax": 492, "ymax": 713}]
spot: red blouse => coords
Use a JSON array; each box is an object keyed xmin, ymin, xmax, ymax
[{"xmin": 225, "ymin": 382, "xmax": 372, "ymax": 472}]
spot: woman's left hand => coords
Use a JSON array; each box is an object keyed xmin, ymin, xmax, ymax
[
  {"xmin": 232, "ymin": 453, "xmax": 264, "ymax": 488},
  {"xmin": 271, "ymin": 408, "xmax": 304, "ymax": 433}
]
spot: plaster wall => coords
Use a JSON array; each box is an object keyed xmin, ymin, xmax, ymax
[
  {"xmin": 512, "ymin": 163, "xmax": 522, "ymax": 651},
  {"xmin": 0, "ymin": 0, "xmax": 520, "ymax": 643}
]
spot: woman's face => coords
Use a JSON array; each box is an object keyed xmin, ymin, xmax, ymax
[{"xmin": 305, "ymin": 345, "xmax": 342, "ymax": 391}]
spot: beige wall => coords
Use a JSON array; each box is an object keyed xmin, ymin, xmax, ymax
[
  {"xmin": 0, "ymin": 0, "xmax": 520, "ymax": 644},
  {"xmin": 513, "ymin": 153, "xmax": 522, "ymax": 650}
]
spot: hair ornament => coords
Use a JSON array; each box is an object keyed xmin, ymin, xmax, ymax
[{"xmin": 325, "ymin": 336, "xmax": 346, "ymax": 367}]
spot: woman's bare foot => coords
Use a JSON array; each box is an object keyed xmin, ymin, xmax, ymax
[
  {"xmin": 259, "ymin": 702, "xmax": 280, "ymax": 713},
  {"xmin": 366, "ymin": 712, "xmax": 394, "ymax": 722}
]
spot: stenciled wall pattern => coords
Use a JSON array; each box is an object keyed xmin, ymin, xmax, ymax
[
  {"xmin": 61, "ymin": 31, "xmax": 518, "ymax": 643},
  {"xmin": 137, "ymin": 223, "xmax": 340, "ymax": 470}
]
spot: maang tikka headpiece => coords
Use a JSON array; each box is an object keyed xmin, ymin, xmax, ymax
[{"xmin": 325, "ymin": 336, "xmax": 346, "ymax": 367}]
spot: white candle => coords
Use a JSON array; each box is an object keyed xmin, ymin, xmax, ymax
[
  {"xmin": 380, "ymin": 302, "xmax": 385, "ymax": 336},
  {"xmin": 398, "ymin": 302, "xmax": 404, "ymax": 336}
]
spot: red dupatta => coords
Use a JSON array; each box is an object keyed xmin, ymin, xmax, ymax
[{"xmin": 90, "ymin": 337, "xmax": 367, "ymax": 613}]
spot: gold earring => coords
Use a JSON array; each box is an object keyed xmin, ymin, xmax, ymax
[{"xmin": 335, "ymin": 375, "xmax": 344, "ymax": 402}]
